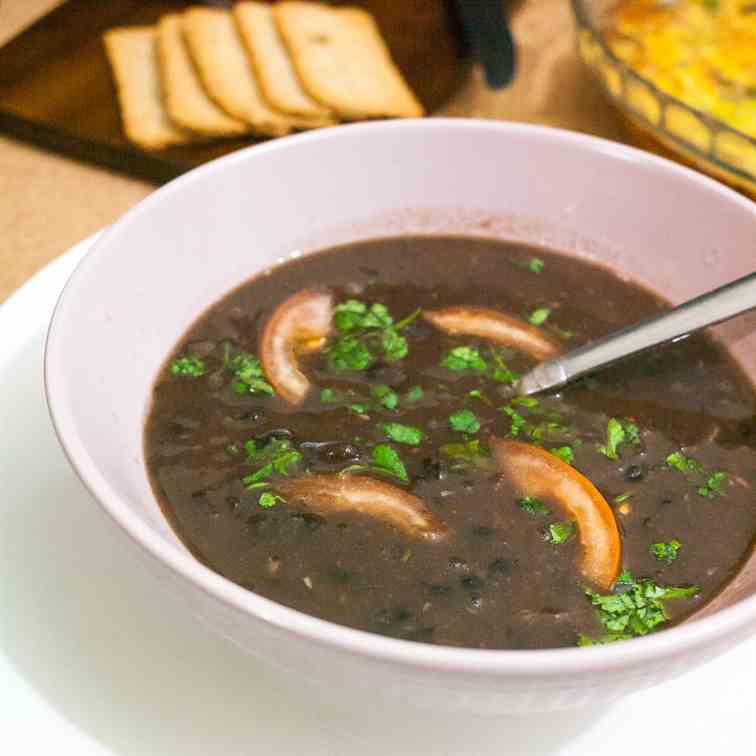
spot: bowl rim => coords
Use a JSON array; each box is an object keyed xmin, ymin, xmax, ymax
[{"xmin": 45, "ymin": 118, "xmax": 756, "ymax": 675}]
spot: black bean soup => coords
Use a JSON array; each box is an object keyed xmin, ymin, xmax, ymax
[{"xmin": 145, "ymin": 237, "xmax": 756, "ymax": 649}]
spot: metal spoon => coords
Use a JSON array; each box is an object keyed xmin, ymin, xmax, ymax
[{"xmin": 509, "ymin": 271, "xmax": 756, "ymax": 397}]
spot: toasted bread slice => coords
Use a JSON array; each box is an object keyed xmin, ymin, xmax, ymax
[
  {"xmin": 233, "ymin": 2, "xmax": 334, "ymax": 126},
  {"xmin": 274, "ymin": 1, "xmax": 424, "ymax": 120},
  {"xmin": 156, "ymin": 13, "xmax": 250, "ymax": 137},
  {"xmin": 103, "ymin": 26, "xmax": 194, "ymax": 149},
  {"xmin": 182, "ymin": 6, "xmax": 300, "ymax": 136}
]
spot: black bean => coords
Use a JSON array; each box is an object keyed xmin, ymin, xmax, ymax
[
  {"xmin": 469, "ymin": 593, "xmax": 483, "ymax": 609},
  {"xmin": 291, "ymin": 512, "xmax": 327, "ymax": 531},
  {"xmin": 225, "ymin": 495, "xmax": 241, "ymax": 513},
  {"xmin": 420, "ymin": 457, "xmax": 448, "ymax": 482},
  {"xmin": 625, "ymin": 464, "xmax": 646, "ymax": 482},
  {"xmin": 461, "ymin": 575, "xmax": 483, "ymax": 591},
  {"xmin": 301, "ymin": 441, "xmax": 361, "ymax": 467},
  {"xmin": 233, "ymin": 410, "xmax": 265, "ymax": 424},
  {"xmin": 256, "ymin": 428, "xmax": 294, "ymax": 444},
  {"xmin": 488, "ymin": 558, "xmax": 513, "ymax": 576}
]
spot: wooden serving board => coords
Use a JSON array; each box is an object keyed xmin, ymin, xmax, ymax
[{"xmin": 0, "ymin": 0, "xmax": 469, "ymax": 183}]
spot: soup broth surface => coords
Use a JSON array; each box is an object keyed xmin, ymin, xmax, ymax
[{"xmin": 145, "ymin": 236, "xmax": 756, "ymax": 649}]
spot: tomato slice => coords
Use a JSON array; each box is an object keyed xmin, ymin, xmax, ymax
[
  {"xmin": 260, "ymin": 289, "xmax": 333, "ymax": 405},
  {"xmin": 424, "ymin": 306, "xmax": 560, "ymax": 360},
  {"xmin": 276, "ymin": 474, "xmax": 450, "ymax": 542},
  {"xmin": 491, "ymin": 438, "xmax": 621, "ymax": 589}
]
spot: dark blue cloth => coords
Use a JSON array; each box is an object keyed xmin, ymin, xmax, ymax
[{"xmin": 454, "ymin": 0, "xmax": 516, "ymax": 88}]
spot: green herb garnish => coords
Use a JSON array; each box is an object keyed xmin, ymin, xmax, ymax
[
  {"xmin": 380, "ymin": 422, "xmax": 423, "ymax": 446},
  {"xmin": 511, "ymin": 396, "xmax": 539, "ymax": 408},
  {"xmin": 488, "ymin": 347, "xmax": 520, "ymax": 385},
  {"xmin": 551, "ymin": 445, "xmax": 574, "ymax": 465},
  {"xmin": 371, "ymin": 384, "xmax": 399, "ymax": 410},
  {"xmin": 518, "ymin": 496, "xmax": 551, "ymax": 516},
  {"xmin": 440, "ymin": 438, "xmax": 490, "ymax": 461},
  {"xmin": 548, "ymin": 521, "xmax": 576, "ymax": 544},
  {"xmin": 225, "ymin": 350, "xmax": 274, "ymax": 395},
  {"xmin": 580, "ymin": 572, "xmax": 700, "ymax": 645},
  {"xmin": 405, "ymin": 385, "xmax": 424, "ymax": 402},
  {"xmin": 613, "ymin": 491, "xmax": 634, "ymax": 504},
  {"xmin": 370, "ymin": 444, "xmax": 408, "ymax": 481},
  {"xmin": 258, "ymin": 491, "xmax": 285, "ymax": 508},
  {"xmin": 440, "ymin": 345, "xmax": 488, "ymax": 372},
  {"xmin": 170, "ymin": 355, "xmax": 206, "ymax": 377},
  {"xmin": 650, "ymin": 539, "xmax": 681, "ymax": 564},
  {"xmin": 513, "ymin": 257, "xmax": 544, "ymax": 273},
  {"xmin": 500, "ymin": 406, "xmax": 526, "ymax": 437},
  {"xmin": 666, "ymin": 451, "xmax": 703, "ymax": 474},
  {"xmin": 326, "ymin": 334, "xmax": 372, "ymax": 371},
  {"xmin": 599, "ymin": 418, "xmax": 640, "ymax": 460},
  {"xmin": 697, "ymin": 471, "xmax": 728, "ymax": 498},
  {"xmin": 327, "ymin": 299, "xmax": 411, "ymax": 369},
  {"xmin": 320, "ymin": 387, "xmax": 337, "ymax": 403},
  {"xmin": 527, "ymin": 307, "xmax": 551, "ymax": 326},
  {"xmin": 449, "ymin": 408, "xmax": 480, "ymax": 434},
  {"xmin": 242, "ymin": 439, "xmax": 302, "ymax": 488}
]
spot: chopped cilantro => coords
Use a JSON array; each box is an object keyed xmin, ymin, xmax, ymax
[
  {"xmin": 242, "ymin": 439, "xmax": 302, "ymax": 488},
  {"xmin": 440, "ymin": 438, "xmax": 490, "ymax": 461},
  {"xmin": 650, "ymin": 539, "xmax": 681, "ymax": 564},
  {"xmin": 511, "ymin": 396, "xmax": 539, "ymax": 408},
  {"xmin": 326, "ymin": 334, "xmax": 372, "ymax": 371},
  {"xmin": 513, "ymin": 257, "xmax": 544, "ymax": 273},
  {"xmin": 170, "ymin": 355, "xmax": 206, "ymax": 377},
  {"xmin": 405, "ymin": 385, "xmax": 424, "ymax": 402},
  {"xmin": 488, "ymin": 347, "xmax": 520, "ymax": 385},
  {"xmin": 328, "ymin": 299, "xmax": 411, "ymax": 367},
  {"xmin": 666, "ymin": 451, "xmax": 703, "ymax": 474},
  {"xmin": 371, "ymin": 384, "xmax": 398, "ymax": 410},
  {"xmin": 698, "ymin": 471, "xmax": 727, "ymax": 498},
  {"xmin": 450, "ymin": 408, "xmax": 480, "ymax": 434},
  {"xmin": 500, "ymin": 406, "xmax": 526, "ymax": 437},
  {"xmin": 518, "ymin": 496, "xmax": 551, "ymax": 516},
  {"xmin": 441, "ymin": 345, "xmax": 488, "ymax": 372},
  {"xmin": 320, "ymin": 387, "xmax": 337, "ymax": 403},
  {"xmin": 371, "ymin": 444, "xmax": 408, "ymax": 481},
  {"xmin": 380, "ymin": 422, "xmax": 423, "ymax": 446},
  {"xmin": 527, "ymin": 307, "xmax": 551, "ymax": 326},
  {"xmin": 394, "ymin": 307, "xmax": 422, "ymax": 330},
  {"xmin": 613, "ymin": 491, "xmax": 634, "ymax": 504},
  {"xmin": 581, "ymin": 571, "xmax": 700, "ymax": 644},
  {"xmin": 259, "ymin": 491, "xmax": 284, "ymax": 508},
  {"xmin": 349, "ymin": 402, "xmax": 369, "ymax": 415},
  {"xmin": 599, "ymin": 418, "xmax": 639, "ymax": 460},
  {"xmin": 551, "ymin": 445, "xmax": 574, "ymax": 465},
  {"xmin": 225, "ymin": 350, "xmax": 274, "ymax": 395},
  {"xmin": 548, "ymin": 521, "xmax": 576, "ymax": 544},
  {"xmin": 381, "ymin": 329, "xmax": 408, "ymax": 362}
]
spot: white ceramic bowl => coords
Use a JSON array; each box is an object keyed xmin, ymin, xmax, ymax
[{"xmin": 45, "ymin": 120, "xmax": 756, "ymax": 714}]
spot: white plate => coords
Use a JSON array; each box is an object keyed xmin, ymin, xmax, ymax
[{"xmin": 1, "ymin": 233, "xmax": 754, "ymax": 756}]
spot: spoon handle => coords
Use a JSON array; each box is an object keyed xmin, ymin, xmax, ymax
[{"xmin": 514, "ymin": 271, "xmax": 756, "ymax": 396}]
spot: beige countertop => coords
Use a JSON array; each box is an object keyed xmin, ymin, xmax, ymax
[{"xmin": 0, "ymin": 0, "xmax": 629, "ymax": 304}]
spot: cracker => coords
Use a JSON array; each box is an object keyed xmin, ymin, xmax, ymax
[
  {"xmin": 103, "ymin": 26, "xmax": 194, "ymax": 150},
  {"xmin": 233, "ymin": 2, "xmax": 334, "ymax": 125},
  {"xmin": 274, "ymin": 2, "xmax": 424, "ymax": 120},
  {"xmin": 156, "ymin": 13, "xmax": 249, "ymax": 137},
  {"xmin": 182, "ymin": 7, "xmax": 300, "ymax": 137}
]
